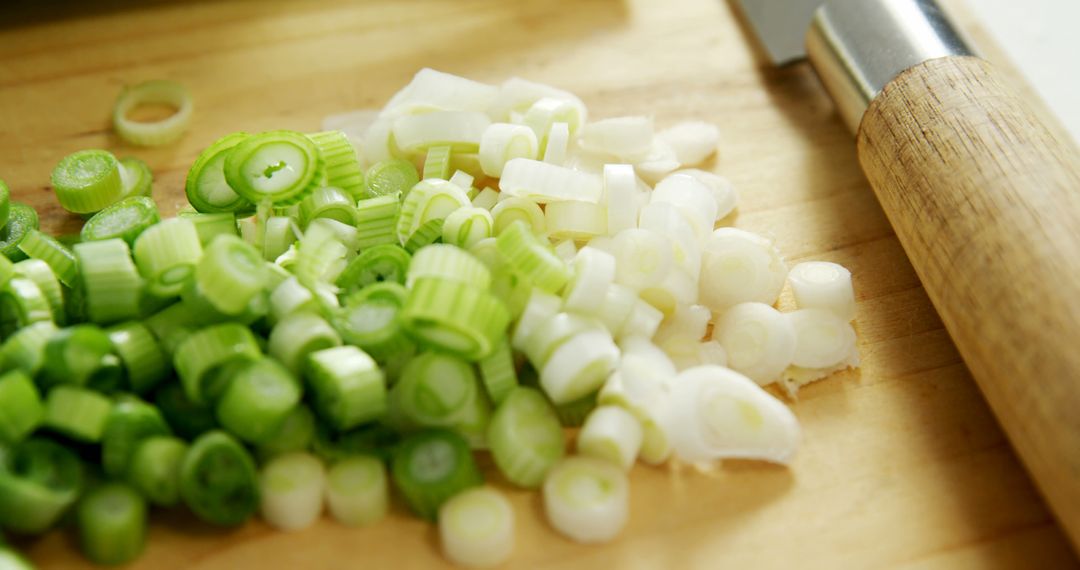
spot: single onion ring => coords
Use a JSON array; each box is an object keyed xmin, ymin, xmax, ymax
[{"xmin": 112, "ymin": 80, "xmax": 193, "ymax": 147}]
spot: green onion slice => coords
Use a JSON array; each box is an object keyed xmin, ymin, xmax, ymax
[
  {"xmin": 423, "ymin": 145, "xmax": 452, "ymax": 181},
  {"xmin": 391, "ymin": 428, "xmax": 482, "ymax": 521},
  {"xmin": 118, "ymin": 157, "xmax": 154, "ymax": 198},
  {"xmin": 496, "ymin": 220, "xmax": 570, "ymax": 294},
  {"xmin": 126, "ymin": 436, "xmax": 187, "ymax": 507},
  {"xmin": 487, "ymin": 387, "xmax": 565, "ymax": 488},
  {"xmin": 306, "ymin": 346, "xmax": 387, "ymax": 431},
  {"xmin": 179, "ymin": 430, "xmax": 260, "ymax": 527},
  {"xmin": 80, "ymin": 196, "xmax": 160, "ymax": 246},
  {"xmin": 101, "ymin": 399, "xmax": 171, "ymax": 478},
  {"xmin": 224, "ymin": 130, "xmax": 324, "ymax": 206},
  {"xmin": 40, "ymin": 324, "xmax": 115, "ymax": 389},
  {"xmin": 400, "ymin": 277, "xmax": 510, "ymax": 361},
  {"xmin": 325, "ymin": 455, "xmax": 388, "ymax": 527},
  {"xmin": 215, "ymin": 358, "xmax": 301, "ymax": 445},
  {"xmin": 112, "ymin": 80, "xmax": 193, "ymax": 147},
  {"xmin": 307, "ymin": 130, "xmax": 365, "ymax": 200},
  {"xmin": 336, "ymin": 243, "xmax": 411, "ymax": 295},
  {"xmin": 44, "ymin": 385, "xmax": 113, "ymax": 442},
  {"xmin": 406, "ymin": 244, "xmax": 491, "ymax": 290},
  {"xmin": 17, "ymin": 229, "xmax": 78, "ymax": 287},
  {"xmin": 73, "ymin": 239, "xmax": 143, "ymax": 324},
  {"xmin": 132, "ymin": 217, "xmax": 202, "ymax": 298},
  {"xmin": 50, "ymin": 150, "xmax": 124, "ymax": 214},
  {"xmin": 0, "ymin": 203, "xmax": 40, "ymax": 261},
  {"xmin": 0, "ymin": 438, "xmax": 84, "ymax": 534},
  {"xmin": 0, "ymin": 370, "xmax": 44, "ymax": 445},
  {"xmin": 364, "ymin": 159, "xmax": 419, "ymax": 199},
  {"xmin": 355, "ymin": 195, "xmax": 401, "ymax": 249},
  {"xmin": 173, "ymin": 322, "xmax": 261, "ymax": 404}
]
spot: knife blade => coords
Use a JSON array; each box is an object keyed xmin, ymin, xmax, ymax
[{"xmin": 734, "ymin": 0, "xmax": 1080, "ymax": 554}]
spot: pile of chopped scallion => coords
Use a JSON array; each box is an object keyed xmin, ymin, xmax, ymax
[{"xmin": 0, "ymin": 69, "xmax": 859, "ymax": 568}]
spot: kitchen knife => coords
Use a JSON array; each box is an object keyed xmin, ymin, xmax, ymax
[{"xmin": 736, "ymin": 0, "xmax": 1080, "ymax": 551}]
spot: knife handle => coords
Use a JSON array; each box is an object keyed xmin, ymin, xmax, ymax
[{"xmin": 857, "ymin": 55, "xmax": 1080, "ymax": 547}]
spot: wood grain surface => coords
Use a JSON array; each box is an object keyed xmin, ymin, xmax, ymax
[
  {"xmin": 858, "ymin": 55, "xmax": 1080, "ymax": 552},
  {"xmin": 0, "ymin": 0, "xmax": 1076, "ymax": 568}
]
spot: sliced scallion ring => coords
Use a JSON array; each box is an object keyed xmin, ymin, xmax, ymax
[
  {"xmin": 186, "ymin": 132, "xmax": 254, "ymax": 213},
  {"xmin": 224, "ymin": 130, "xmax": 324, "ymax": 206},
  {"xmin": 112, "ymin": 80, "xmax": 193, "ymax": 147},
  {"xmin": 80, "ymin": 196, "xmax": 161, "ymax": 246},
  {"xmin": 51, "ymin": 150, "xmax": 123, "ymax": 214},
  {"xmin": 118, "ymin": 157, "xmax": 153, "ymax": 199}
]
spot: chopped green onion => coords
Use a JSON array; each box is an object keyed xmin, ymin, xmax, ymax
[
  {"xmin": 403, "ymin": 218, "xmax": 445, "ymax": 253},
  {"xmin": 177, "ymin": 211, "xmax": 239, "ymax": 245},
  {"xmin": 268, "ymin": 311, "xmax": 341, "ymax": 376},
  {"xmin": 407, "ymin": 244, "xmax": 491, "ymax": 289},
  {"xmin": 0, "ymin": 203, "xmax": 39, "ymax": 262},
  {"xmin": 0, "ymin": 370, "xmax": 44, "ymax": 445},
  {"xmin": 143, "ymin": 301, "xmax": 200, "ymax": 355},
  {"xmin": 0, "ymin": 253, "xmax": 13, "ymax": 285},
  {"xmin": 17, "ymin": 229, "xmax": 78, "ymax": 287},
  {"xmin": 194, "ymin": 234, "xmax": 266, "ymax": 315},
  {"xmin": 308, "ymin": 130, "xmax": 365, "ymax": 200},
  {"xmin": 539, "ymin": 329, "xmax": 619, "ymax": 405},
  {"xmin": 13, "ymin": 260, "xmax": 63, "ymax": 325},
  {"xmin": 496, "ymin": 221, "xmax": 569, "ymax": 294},
  {"xmin": 215, "ymin": 358, "xmax": 301, "ymax": 444},
  {"xmin": 259, "ymin": 452, "xmax": 326, "ymax": 531},
  {"xmin": 224, "ymin": 130, "xmax": 324, "ymax": 206},
  {"xmin": 0, "ymin": 277, "xmax": 53, "ymax": 336},
  {"xmin": 112, "ymin": 80, "xmax": 192, "ymax": 147},
  {"xmin": 256, "ymin": 405, "xmax": 315, "ymax": 461},
  {"xmin": 511, "ymin": 288, "xmax": 562, "ymax": 351},
  {"xmin": 263, "ymin": 216, "xmax": 301, "ymax": 261},
  {"xmin": 312, "ymin": 422, "xmax": 399, "ymax": 464},
  {"xmin": 499, "ymin": 158, "xmax": 602, "ymax": 203},
  {"xmin": 80, "ymin": 196, "xmax": 160, "ymax": 246},
  {"xmin": 118, "ymin": 157, "xmax": 153, "ymax": 198},
  {"xmin": 449, "ymin": 170, "xmax": 475, "ymax": 194},
  {"xmin": 423, "ymin": 145, "xmax": 452, "ymax": 181},
  {"xmin": 179, "ymin": 430, "xmax": 260, "ymax": 526},
  {"xmin": 51, "ymin": 150, "xmax": 124, "ymax": 214},
  {"xmin": 127, "ymin": 435, "xmax": 187, "ymax": 507},
  {"xmin": 333, "ymin": 283, "xmax": 411, "ymax": 361},
  {"xmin": 363, "ymin": 159, "xmax": 419, "ymax": 199},
  {"xmin": 521, "ymin": 312, "xmax": 601, "ymax": 370},
  {"xmin": 576, "ymin": 405, "xmax": 641, "ymax": 470},
  {"xmin": 355, "ymin": 195, "xmax": 401, "ymax": 248},
  {"xmin": 298, "ymin": 186, "xmax": 358, "ymax": 228},
  {"xmin": 73, "ymin": 238, "xmax": 143, "ymax": 324},
  {"xmin": 306, "ymin": 346, "xmax": 387, "ymax": 431},
  {"xmin": 101, "ymin": 399, "xmax": 171, "ymax": 477},
  {"xmin": 269, "ymin": 276, "xmax": 316, "ymax": 322},
  {"xmin": 154, "ymin": 382, "xmax": 216, "ymax": 440},
  {"xmin": 471, "ymin": 187, "xmax": 499, "ymax": 211},
  {"xmin": 439, "ymin": 486, "xmax": 515, "ymax": 569},
  {"xmin": 0, "ymin": 438, "xmax": 84, "ymax": 534},
  {"xmin": 44, "ymin": 385, "xmax": 113, "ymax": 442},
  {"xmin": 542, "ymin": 456, "xmax": 628, "ymax": 543},
  {"xmin": 401, "ymin": 277, "xmax": 510, "ymax": 361},
  {"xmin": 391, "ymin": 428, "xmax": 482, "ymax": 521},
  {"xmin": 0, "ymin": 321, "xmax": 56, "ymax": 375},
  {"xmin": 186, "ymin": 133, "xmax": 256, "ymax": 212},
  {"xmin": 478, "ymin": 339, "xmax": 517, "ymax": 406},
  {"xmin": 40, "ymin": 324, "xmax": 116, "ymax": 389},
  {"xmin": 396, "ymin": 179, "xmax": 470, "ymax": 245},
  {"xmin": 173, "ymin": 322, "xmax": 261, "ymax": 404},
  {"xmin": 490, "ymin": 196, "xmax": 545, "ymax": 236},
  {"xmin": 442, "ymin": 206, "xmax": 493, "ymax": 249},
  {"xmin": 77, "ymin": 482, "xmax": 147, "ymax": 565},
  {"xmin": 325, "ymin": 455, "xmax": 388, "ymax": 527},
  {"xmin": 487, "ymin": 387, "xmax": 564, "ymax": 488},
  {"xmin": 132, "ymin": 218, "xmax": 202, "ymax": 297},
  {"xmin": 336, "ymin": 243, "xmax": 410, "ymax": 295},
  {"xmin": 390, "ymin": 350, "xmax": 480, "ymax": 429}
]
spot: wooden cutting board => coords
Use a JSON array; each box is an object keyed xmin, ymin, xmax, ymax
[{"xmin": 1, "ymin": 0, "xmax": 1077, "ymax": 567}]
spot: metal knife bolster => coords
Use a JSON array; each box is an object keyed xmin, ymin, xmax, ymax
[{"xmin": 806, "ymin": 0, "xmax": 973, "ymax": 132}]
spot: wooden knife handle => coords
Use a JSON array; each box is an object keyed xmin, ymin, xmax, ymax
[{"xmin": 857, "ymin": 55, "xmax": 1080, "ymax": 548}]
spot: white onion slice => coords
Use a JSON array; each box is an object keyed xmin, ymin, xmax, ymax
[
  {"xmin": 499, "ymin": 158, "xmax": 603, "ymax": 203},
  {"xmin": 666, "ymin": 365, "xmax": 801, "ymax": 464},
  {"xmin": 602, "ymin": 164, "xmax": 639, "ymax": 235},
  {"xmin": 563, "ymin": 247, "xmax": 616, "ymax": 314},
  {"xmin": 439, "ymin": 487, "xmax": 515, "ymax": 569},
  {"xmin": 715, "ymin": 302, "xmax": 796, "ymax": 385},
  {"xmin": 651, "ymin": 173, "xmax": 718, "ymax": 242},
  {"xmin": 787, "ymin": 308, "xmax": 858, "ymax": 369},
  {"xmin": 543, "ymin": 122, "xmax": 571, "ymax": 165},
  {"xmin": 656, "ymin": 121, "xmax": 720, "ymax": 166},
  {"xmin": 787, "ymin": 261, "xmax": 856, "ymax": 321},
  {"xmin": 543, "ymin": 456, "xmax": 629, "ymax": 543},
  {"xmin": 577, "ymin": 406, "xmax": 643, "ymax": 471},
  {"xmin": 392, "ymin": 111, "xmax": 491, "ymax": 154},
  {"xmin": 675, "ymin": 169, "xmax": 738, "ymax": 221},
  {"xmin": 479, "ymin": 123, "xmax": 538, "ymax": 177},
  {"xmin": 699, "ymin": 227, "xmax": 788, "ymax": 312},
  {"xmin": 579, "ymin": 116, "xmax": 654, "ymax": 161}
]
